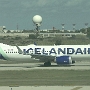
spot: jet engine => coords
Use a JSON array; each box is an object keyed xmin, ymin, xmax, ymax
[{"xmin": 54, "ymin": 56, "xmax": 75, "ymax": 64}]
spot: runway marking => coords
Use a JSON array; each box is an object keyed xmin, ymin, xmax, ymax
[{"xmin": 71, "ymin": 87, "xmax": 82, "ymax": 90}]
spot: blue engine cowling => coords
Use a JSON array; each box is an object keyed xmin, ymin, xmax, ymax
[{"xmin": 54, "ymin": 56, "xmax": 75, "ymax": 64}]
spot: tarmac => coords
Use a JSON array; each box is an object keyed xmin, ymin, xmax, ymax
[
  {"xmin": 0, "ymin": 61, "xmax": 90, "ymax": 90},
  {"xmin": 0, "ymin": 61, "xmax": 90, "ymax": 70},
  {"xmin": 0, "ymin": 86, "xmax": 90, "ymax": 90}
]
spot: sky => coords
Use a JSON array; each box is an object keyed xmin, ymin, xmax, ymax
[{"xmin": 0, "ymin": 0, "xmax": 90, "ymax": 30}]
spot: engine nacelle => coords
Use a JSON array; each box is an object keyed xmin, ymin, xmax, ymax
[{"xmin": 54, "ymin": 56, "xmax": 75, "ymax": 64}]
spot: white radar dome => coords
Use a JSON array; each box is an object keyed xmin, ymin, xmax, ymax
[{"xmin": 33, "ymin": 15, "xmax": 42, "ymax": 26}]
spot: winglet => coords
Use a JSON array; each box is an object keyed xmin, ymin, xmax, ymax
[{"xmin": 16, "ymin": 44, "xmax": 23, "ymax": 54}]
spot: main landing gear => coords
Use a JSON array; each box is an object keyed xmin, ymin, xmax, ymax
[{"xmin": 44, "ymin": 61, "xmax": 51, "ymax": 67}]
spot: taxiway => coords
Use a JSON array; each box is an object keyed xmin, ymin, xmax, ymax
[
  {"xmin": 0, "ymin": 61, "xmax": 90, "ymax": 90},
  {"xmin": 0, "ymin": 61, "xmax": 90, "ymax": 70},
  {"xmin": 0, "ymin": 86, "xmax": 90, "ymax": 90}
]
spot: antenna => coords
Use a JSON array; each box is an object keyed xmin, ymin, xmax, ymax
[
  {"xmin": 85, "ymin": 23, "xmax": 88, "ymax": 33},
  {"xmin": 72, "ymin": 24, "xmax": 76, "ymax": 30},
  {"xmin": 17, "ymin": 23, "xmax": 18, "ymax": 30},
  {"xmin": 61, "ymin": 24, "xmax": 65, "ymax": 30}
]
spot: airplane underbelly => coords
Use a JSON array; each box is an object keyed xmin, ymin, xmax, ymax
[{"xmin": 7, "ymin": 54, "xmax": 32, "ymax": 61}]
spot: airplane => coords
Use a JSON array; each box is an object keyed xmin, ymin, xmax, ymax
[{"xmin": 0, "ymin": 43, "xmax": 90, "ymax": 66}]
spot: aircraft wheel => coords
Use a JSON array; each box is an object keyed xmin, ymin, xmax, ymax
[{"xmin": 44, "ymin": 61, "xmax": 51, "ymax": 67}]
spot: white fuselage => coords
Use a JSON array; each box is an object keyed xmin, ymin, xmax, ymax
[{"xmin": 0, "ymin": 43, "xmax": 90, "ymax": 61}]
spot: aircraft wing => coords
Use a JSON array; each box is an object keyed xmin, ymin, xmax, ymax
[{"xmin": 31, "ymin": 54, "xmax": 55, "ymax": 62}]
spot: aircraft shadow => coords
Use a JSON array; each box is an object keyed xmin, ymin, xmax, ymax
[{"xmin": 37, "ymin": 64, "xmax": 75, "ymax": 67}]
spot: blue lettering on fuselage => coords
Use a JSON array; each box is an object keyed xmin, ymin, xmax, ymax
[
  {"xmin": 23, "ymin": 48, "xmax": 33, "ymax": 54},
  {"xmin": 83, "ymin": 48, "xmax": 86, "ymax": 54},
  {"xmin": 23, "ymin": 47, "xmax": 90, "ymax": 55},
  {"xmin": 75, "ymin": 48, "xmax": 83, "ymax": 54},
  {"xmin": 88, "ymin": 48, "xmax": 90, "ymax": 54},
  {"xmin": 58, "ymin": 48, "xmax": 66, "ymax": 54},
  {"xmin": 49, "ymin": 48, "xmax": 57, "ymax": 55},
  {"xmin": 42, "ymin": 48, "xmax": 48, "ymax": 55},
  {"xmin": 35, "ymin": 48, "xmax": 41, "ymax": 54},
  {"xmin": 67, "ymin": 48, "xmax": 75, "ymax": 54}
]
